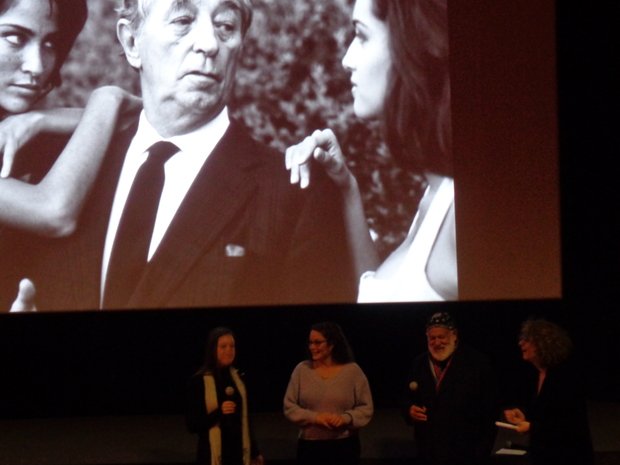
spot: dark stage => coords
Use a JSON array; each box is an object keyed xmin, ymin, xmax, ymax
[{"xmin": 2, "ymin": 403, "xmax": 619, "ymax": 465}]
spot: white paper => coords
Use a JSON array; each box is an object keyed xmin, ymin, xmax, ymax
[{"xmin": 496, "ymin": 448, "xmax": 527, "ymax": 456}]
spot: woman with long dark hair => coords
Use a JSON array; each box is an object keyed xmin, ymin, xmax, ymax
[
  {"xmin": 284, "ymin": 322, "xmax": 373, "ymax": 465},
  {"xmin": 286, "ymin": 0, "xmax": 455, "ymax": 302},
  {"xmin": 186, "ymin": 327, "xmax": 263, "ymax": 465}
]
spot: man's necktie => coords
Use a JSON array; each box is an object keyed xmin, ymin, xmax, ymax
[{"xmin": 103, "ymin": 141, "xmax": 179, "ymax": 309}]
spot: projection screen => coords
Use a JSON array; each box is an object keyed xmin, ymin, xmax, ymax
[{"xmin": 0, "ymin": 0, "xmax": 560, "ymax": 311}]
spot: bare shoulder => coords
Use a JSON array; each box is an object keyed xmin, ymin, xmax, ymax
[{"xmin": 427, "ymin": 201, "xmax": 458, "ymax": 300}]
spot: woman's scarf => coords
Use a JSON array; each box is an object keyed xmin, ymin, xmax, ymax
[{"xmin": 203, "ymin": 368, "xmax": 251, "ymax": 465}]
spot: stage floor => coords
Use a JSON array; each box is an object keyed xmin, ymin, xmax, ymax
[{"xmin": 1, "ymin": 403, "xmax": 619, "ymax": 465}]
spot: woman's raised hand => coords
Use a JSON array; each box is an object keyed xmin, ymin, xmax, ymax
[{"xmin": 285, "ymin": 129, "xmax": 353, "ymax": 190}]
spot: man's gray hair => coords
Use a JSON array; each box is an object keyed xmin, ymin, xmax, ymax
[{"xmin": 117, "ymin": 0, "xmax": 253, "ymax": 36}]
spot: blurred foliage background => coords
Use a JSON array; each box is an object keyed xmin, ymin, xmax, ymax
[{"xmin": 44, "ymin": 0, "xmax": 424, "ymax": 258}]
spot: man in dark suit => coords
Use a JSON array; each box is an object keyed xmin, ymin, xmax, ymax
[
  {"xmin": 6, "ymin": 0, "xmax": 354, "ymax": 310},
  {"xmin": 403, "ymin": 312, "xmax": 499, "ymax": 465}
]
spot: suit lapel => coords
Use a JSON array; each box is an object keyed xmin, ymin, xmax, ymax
[{"xmin": 127, "ymin": 122, "xmax": 263, "ymax": 307}]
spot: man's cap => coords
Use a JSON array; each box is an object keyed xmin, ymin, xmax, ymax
[{"xmin": 425, "ymin": 311, "xmax": 457, "ymax": 330}]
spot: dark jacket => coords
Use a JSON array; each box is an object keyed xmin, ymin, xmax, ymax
[
  {"xmin": 186, "ymin": 368, "xmax": 259, "ymax": 465},
  {"xmin": 0, "ymin": 119, "xmax": 355, "ymax": 310},
  {"xmin": 520, "ymin": 360, "xmax": 594, "ymax": 465},
  {"xmin": 403, "ymin": 344, "xmax": 499, "ymax": 465}
]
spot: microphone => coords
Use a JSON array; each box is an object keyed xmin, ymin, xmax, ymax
[
  {"xmin": 221, "ymin": 386, "xmax": 236, "ymax": 427},
  {"xmin": 408, "ymin": 380, "xmax": 428, "ymax": 420}
]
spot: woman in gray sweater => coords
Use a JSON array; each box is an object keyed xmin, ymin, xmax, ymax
[{"xmin": 284, "ymin": 321, "xmax": 373, "ymax": 465}]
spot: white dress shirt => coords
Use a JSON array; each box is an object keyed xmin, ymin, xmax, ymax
[{"xmin": 100, "ymin": 108, "xmax": 230, "ymax": 302}]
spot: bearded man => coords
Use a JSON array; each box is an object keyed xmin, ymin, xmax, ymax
[{"xmin": 403, "ymin": 312, "xmax": 498, "ymax": 465}]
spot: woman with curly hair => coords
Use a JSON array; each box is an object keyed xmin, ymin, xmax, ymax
[
  {"xmin": 284, "ymin": 321, "xmax": 373, "ymax": 465},
  {"xmin": 503, "ymin": 318, "xmax": 593, "ymax": 465}
]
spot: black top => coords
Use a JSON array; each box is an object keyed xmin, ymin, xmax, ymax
[
  {"xmin": 186, "ymin": 368, "xmax": 259, "ymax": 465},
  {"xmin": 522, "ymin": 360, "xmax": 594, "ymax": 465}
]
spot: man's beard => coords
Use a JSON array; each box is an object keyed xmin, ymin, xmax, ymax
[{"xmin": 430, "ymin": 340, "xmax": 457, "ymax": 362}]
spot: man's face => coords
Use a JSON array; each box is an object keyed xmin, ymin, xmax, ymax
[
  {"xmin": 121, "ymin": 0, "xmax": 244, "ymax": 135},
  {"xmin": 426, "ymin": 326, "xmax": 458, "ymax": 362}
]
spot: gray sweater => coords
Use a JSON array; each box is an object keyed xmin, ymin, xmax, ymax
[{"xmin": 283, "ymin": 361, "xmax": 373, "ymax": 440}]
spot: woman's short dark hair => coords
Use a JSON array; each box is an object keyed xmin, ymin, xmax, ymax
[
  {"xmin": 308, "ymin": 321, "xmax": 355, "ymax": 364},
  {"xmin": 0, "ymin": 0, "xmax": 88, "ymax": 89},
  {"xmin": 520, "ymin": 319, "xmax": 573, "ymax": 369},
  {"xmin": 372, "ymin": 0, "xmax": 452, "ymax": 177},
  {"xmin": 199, "ymin": 326, "xmax": 235, "ymax": 373}
]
